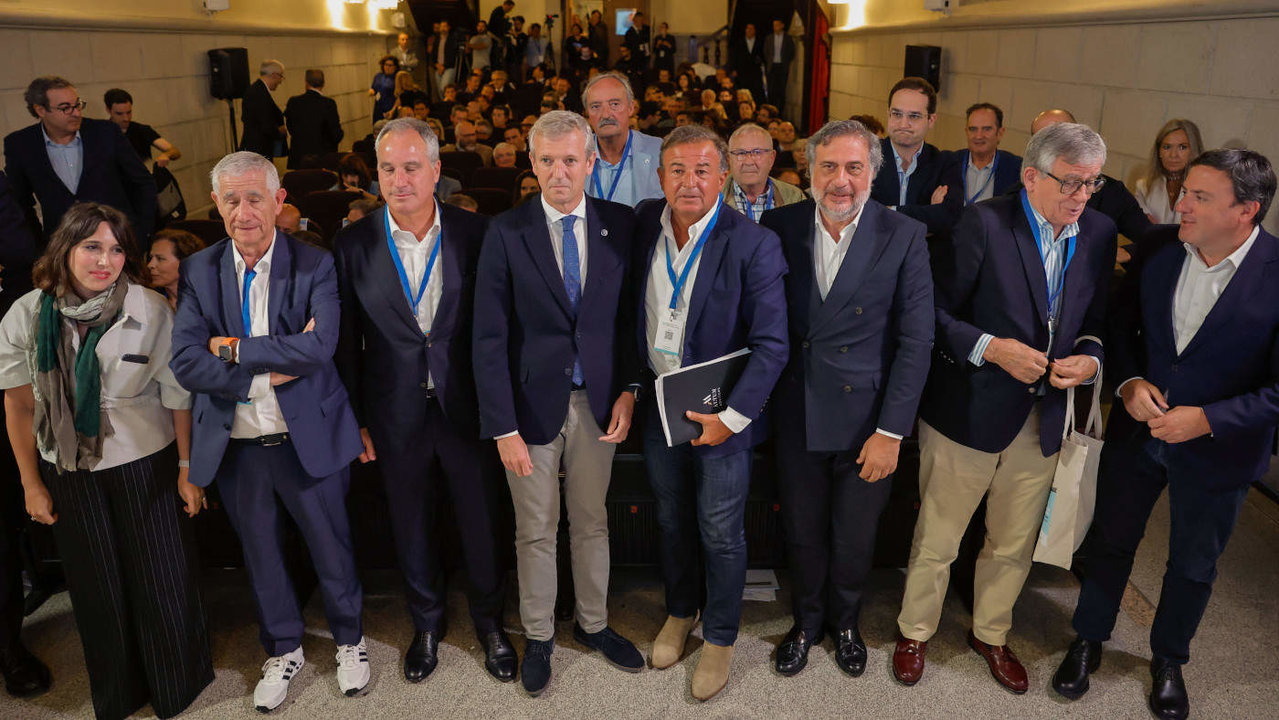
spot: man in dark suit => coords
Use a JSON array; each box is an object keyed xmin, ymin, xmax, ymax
[
  {"xmin": 729, "ymin": 23, "xmax": 765, "ymax": 108},
  {"xmin": 1052, "ymin": 149, "xmax": 1279, "ymax": 720},
  {"xmin": 634, "ymin": 125, "xmax": 788, "ymax": 702},
  {"xmin": 169, "ymin": 151, "xmax": 368, "ymax": 712},
  {"xmin": 870, "ymin": 77, "xmax": 953, "ymax": 237},
  {"xmin": 333, "ymin": 118, "xmax": 515, "ymax": 685},
  {"xmin": 761, "ymin": 120, "xmax": 933, "ymax": 679},
  {"xmin": 3, "ymin": 76, "xmax": 156, "ymax": 241},
  {"xmin": 431, "ymin": 20, "xmax": 463, "ymax": 101},
  {"xmin": 1032, "ymin": 108, "xmax": 1152, "ymax": 244},
  {"xmin": 763, "ymin": 19, "xmax": 794, "ymax": 109},
  {"xmin": 284, "ymin": 69, "xmax": 343, "ymax": 170},
  {"xmin": 240, "ymin": 60, "xmax": 287, "ymax": 160},
  {"xmin": 473, "ymin": 110, "xmax": 643, "ymax": 697},
  {"xmin": 939, "ymin": 102, "xmax": 1022, "ymax": 216},
  {"xmin": 893, "ymin": 123, "xmax": 1116, "ymax": 693}
]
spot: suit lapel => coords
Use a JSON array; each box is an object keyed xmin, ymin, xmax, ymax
[
  {"xmin": 684, "ymin": 205, "xmax": 730, "ymax": 341},
  {"xmin": 522, "ymin": 200, "xmax": 573, "ymax": 318},
  {"xmin": 786, "ymin": 205, "xmax": 817, "ymax": 338},
  {"xmin": 1012, "ymin": 203, "xmax": 1050, "ymax": 328},
  {"xmin": 811, "ymin": 203, "xmax": 889, "ymax": 334},
  {"xmin": 581, "ymin": 200, "xmax": 613, "ymax": 309},
  {"xmin": 1178, "ymin": 230, "xmax": 1274, "ymax": 359},
  {"xmin": 372, "ymin": 210, "xmax": 428, "ymax": 335},
  {"xmin": 433, "ymin": 208, "xmax": 465, "ymax": 337},
  {"xmin": 267, "ymin": 231, "xmax": 291, "ymax": 333},
  {"xmin": 1144, "ymin": 246, "xmax": 1180, "ymax": 357},
  {"xmin": 219, "ymin": 241, "xmax": 244, "ymax": 336}
]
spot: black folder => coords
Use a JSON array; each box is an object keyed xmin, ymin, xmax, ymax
[{"xmin": 655, "ymin": 348, "xmax": 753, "ymax": 447}]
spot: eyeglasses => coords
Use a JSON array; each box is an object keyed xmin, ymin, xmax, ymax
[
  {"xmin": 888, "ymin": 109, "xmax": 927, "ymax": 123},
  {"xmin": 1042, "ymin": 170, "xmax": 1106, "ymax": 196},
  {"xmin": 729, "ymin": 148, "xmax": 773, "ymax": 159},
  {"xmin": 46, "ymin": 99, "xmax": 86, "ymax": 115}
]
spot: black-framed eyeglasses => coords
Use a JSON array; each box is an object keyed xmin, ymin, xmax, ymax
[
  {"xmin": 1043, "ymin": 170, "xmax": 1106, "ymax": 195},
  {"xmin": 46, "ymin": 99, "xmax": 86, "ymax": 115}
]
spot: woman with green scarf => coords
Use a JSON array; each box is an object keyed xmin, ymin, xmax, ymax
[{"xmin": 0, "ymin": 203, "xmax": 212, "ymax": 720}]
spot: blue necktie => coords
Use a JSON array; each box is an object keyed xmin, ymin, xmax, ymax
[
  {"xmin": 241, "ymin": 267, "xmax": 256, "ymax": 335},
  {"xmin": 561, "ymin": 216, "xmax": 584, "ymax": 386}
]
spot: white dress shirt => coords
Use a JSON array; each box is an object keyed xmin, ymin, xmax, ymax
[
  {"xmin": 231, "ymin": 239, "xmax": 289, "ymax": 438},
  {"xmin": 387, "ymin": 204, "xmax": 444, "ymax": 388},
  {"xmin": 645, "ymin": 203, "xmax": 751, "ymax": 433},
  {"xmin": 1172, "ymin": 225, "xmax": 1258, "ymax": 354},
  {"xmin": 0, "ymin": 284, "xmax": 191, "ymax": 471},
  {"xmin": 771, "ymin": 32, "xmax": 784, "ymax": 63}
]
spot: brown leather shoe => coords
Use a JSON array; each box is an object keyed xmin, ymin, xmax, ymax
[
  {"xmin": 892, "ymin": 636, "xmax": 927, "ymax": 686},
  {"xmin": 968, "ymin": 631, "xmax": 1028, "ymax": 694}
]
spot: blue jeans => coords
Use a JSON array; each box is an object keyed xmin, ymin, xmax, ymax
[{"xmin": 644, "ymin": 422, "xmax": 752, "ymax": 646}]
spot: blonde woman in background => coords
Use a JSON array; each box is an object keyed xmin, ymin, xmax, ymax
[{"xmin": 1135, "ymin": 119, "xmax": 1203, "ymax": 224}]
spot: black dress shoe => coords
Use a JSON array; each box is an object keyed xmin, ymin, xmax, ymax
[
  {"xmin": 0, "ymin": 644, "xmax": 51, "ymax": 698},
  {"xmin": 572, "ymin": 623, "xmax": 643, "ymax": 672},
  {"xmin": 1052, "ymin": 636, "xmax": 1102, "ymax": 700},
  {"xmin": 404, "ymin": 631, "xmax": 439, "ymax": 683},
  {"xmin": 834, "ymin": 629, "xmax": 867, "ymax": 677},
  {"xmin": 1149, "ymin": 658, "xmax": 1189, "ymax": 719},
  {"xmin": 774, "ymin": 626, "xmax": 821, "ymax": 677},
  {"xmin": 521, "ymin": 638, "xmax": 554, "ymax": 697},
  {"xmin": 480, "ymin": 629, "xmax": 517, "ymax": 682}
]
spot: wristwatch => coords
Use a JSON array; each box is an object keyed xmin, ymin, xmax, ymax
[{"xmin": 217, "ymin": 337, "xmax": 239, "ymax": 362}]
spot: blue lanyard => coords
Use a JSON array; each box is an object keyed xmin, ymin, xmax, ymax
[
  {"xmin": 740, "ymin": 181, "xmax": 774, "ymax": 222},
  {"xmin": 663, "ymin": 201, "xmax": 722, "ymax": 310},
  {"xmin": 590, "ymin": 130, "xmax": 632, "ymax": 202},
  {"xmin": 384, "ymin": 207, "xmax": 442, "ymax": 331},
  {"xmin": 1020, "ymin": 190, "xmax": 1076, "ymax": 318},
  {"xmin": 963, "ymin": 151, "xmax": 999, "ymax": 206}
]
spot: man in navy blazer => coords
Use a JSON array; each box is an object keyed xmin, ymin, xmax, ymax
[
  {"xmin": 1053, "ymin": 150, "xmax": 1279, "ymax": 720},
  {"xmin": 869, "ymin": 77, "xmax": 953, "ymax": 237},
  {"xmin": 633, "ymin": 125, "xmax": 788, "ymax": 701},
  {"xmin": 761, "ymin": 120, "xmax": 934, "ymax": 679},
  {"xmin": 893, "ymin": 123, "xmax": 1116, "ymax": 693},
  {"xmin": 169, "ymin": 152, "xmax": 367, "ymax": 712},
  {"xmin": 333, "ymin": 118, "xmax": 515, "ymax": 684},
  {"xmin": 472, "ymin": 110, "xmax": 643, "ymax": 696},
  {"xmin": 3, "ymin": 76, "xmax": 156, "ymax": 242},
  {"xmin": 938, "ymin": 103, "xmax": 1022, "ymax": 218}
]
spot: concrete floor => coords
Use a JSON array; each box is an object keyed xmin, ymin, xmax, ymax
[{"xmin": 3, "ymin": 488, "xmax": 1276, "ymax": 720}]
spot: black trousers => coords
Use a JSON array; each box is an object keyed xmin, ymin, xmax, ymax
[
  {"xmin": 0, "ymin": 388, "xmax": 25, "ymax": 654},
  {"xmin": 1071, "ymin": 434, "xmax": 1251, "ymax": 664},
  {"xmin": 374, "ymin": 397, "xmax": 508, "ymax": 635},
  {"xmin": 776, "ymin": 432, "xmax": 894, "ymax": 636},
  {"xmin": 767, "ymin": 63, "xmax": 789, "ymax": 108},
  {"xmin": 40, "ymin": 443, "xmax": 212, "ymax": 720}
]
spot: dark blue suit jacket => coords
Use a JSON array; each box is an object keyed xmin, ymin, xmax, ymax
[
  {"xmin": 921, "ymin": 192, "xmax": 1115, "ymax": 456},
  {"xmin": 938, "ymin": 149, "xmax": 1023, "ymax": 217},
  {"xmin": 473, "ymin": 194, "xmax": 636, "ymax": 444},
  {"xmin": 763, "ymin": 199, "xmax": 934, "ymax": 452},
  {"xmin": 3, "ymin": 117, "xmax": 156, "ymax": 240},
  {"xmin": 334, "ymin": 204, "xmax": 489, "ymax": 441},
  {"xmin": 633, "ymin": 199, "xmax": 789, "ymax": 458},
  {"xmin": 869, "ymin": 137, "xmax": 952, "ymax": 236},
  {"xmin": 170, "ymin": 231, "xmax": 363, "ymax": 487},
  {"xmin": 1108, "ymin": 225, "xmax": 1279, "ymax": 490}
]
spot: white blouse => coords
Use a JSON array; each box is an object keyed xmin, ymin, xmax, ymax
[
  {"xmin": 1135, "ymin": 176, "xmax": 1184, "ymax": 225},
  {"xmin": 0, "ymin": 284, "xmax": 191, "ymax": 471}
]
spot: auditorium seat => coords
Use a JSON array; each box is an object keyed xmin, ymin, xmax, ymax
[{"xmin": 281, "ymin": 168, "xmax": 337, "ymax": 201}]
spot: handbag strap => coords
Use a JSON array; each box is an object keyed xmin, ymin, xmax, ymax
[{"xmin": 1061, "ymin": 363, "xmax": 1105, "ymax": 441}]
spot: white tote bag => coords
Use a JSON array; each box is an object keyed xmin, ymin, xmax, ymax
[{"xmin": 1033, "ymin": 370, "xmax": 1104, "ymax": 570}]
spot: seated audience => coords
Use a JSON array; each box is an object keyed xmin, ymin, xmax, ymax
[{"xmin": 147, "ymin": 228, "xmax": 205, "ymax": 311}]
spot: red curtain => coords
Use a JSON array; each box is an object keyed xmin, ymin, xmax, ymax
[{"xmin": 807, "ymin": 3, "xmax": 830, "ymax": 134}]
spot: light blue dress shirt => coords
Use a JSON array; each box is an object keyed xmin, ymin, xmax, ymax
[{"xmin": 42, "ymin": 125, "xmax": 83, "ymax": 194}]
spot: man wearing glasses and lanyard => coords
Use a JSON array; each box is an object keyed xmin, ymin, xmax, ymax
[
  {"xmin": 582, "ymin": 72, "xmax": 663, "ymax": 208},
  {"xmin": 721, "ymin": 123, "xmax": 805, "ymax": 222},
  {"xmin": 893, "ymin": 122, "xmax": 1116, "ymax": 694},
  {"xmin": 332, "ymin": 118, "xmax": 516, "ymax": 686}
]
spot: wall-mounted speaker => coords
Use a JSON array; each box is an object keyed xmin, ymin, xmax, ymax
[
  {"xmin": 904, "ymin": 45, "xmax": 942, "ymax": 93},
  {"xmin": 208, "ymin": 48, "xmax": 249, "ymax": 100}
]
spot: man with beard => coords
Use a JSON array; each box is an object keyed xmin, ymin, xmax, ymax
[{"xmin": 761, "ymin": 119, "xmax": 933, "ymax": 679}]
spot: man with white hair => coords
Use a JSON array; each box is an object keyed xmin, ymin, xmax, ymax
[
  {"xmin": 240, "ymin": 59, "xmax": 287, "ymax": 159},
  {"xmin": 761, "ymin": 120, "xmax": 933, "ymax": 679},
  {"xmin": 581, "ymin": 71, "xmax": 662, "ymax": 207},
  {"xmin": 492, "ymin": 142, "xmax": 517, "ymax": 168},
  {"xmin": 721, "ymin": 122, "xmax": 804, "ymax": 221},
  {"xmin": 892, "ymin": 123, "xmax": 1117, "ymax": 693},
  {"xmin": 473, "ymin": 110, "xmax": 643, "ymax": 697},
  {"xmin": 169, "ymin": 151, "xmax": 369, "ymax": 712}
]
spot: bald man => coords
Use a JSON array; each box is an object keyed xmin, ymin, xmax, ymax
[{"xmin": 1032, "ymin": 109, "xmax": 1150, "ymax": 243}]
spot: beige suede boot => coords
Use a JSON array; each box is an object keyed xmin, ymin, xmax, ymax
[
  {"xmin": 650, "ymin": 614, "xmax": 697, "ymax": 670},
  {"xmin": 691, "ymin": 641, "xmax": 733, "ymax": 701}
]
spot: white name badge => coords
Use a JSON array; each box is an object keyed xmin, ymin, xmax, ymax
[{"xmin": 654, "ymin": 308, "xmax": 686, "ymax": 356}]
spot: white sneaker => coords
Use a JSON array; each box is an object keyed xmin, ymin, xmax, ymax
[
  {"xmin": 336, "ymin": 636, "xmax": 371, "ymax": 697},
  {"xmin": 254, "ymin": 647, "xmax": 304, "ymax": 713}
]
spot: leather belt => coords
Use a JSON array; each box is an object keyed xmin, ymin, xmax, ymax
[{"xmin": 231, "ymin": 432, "xmax": 291, "ymax": 447}]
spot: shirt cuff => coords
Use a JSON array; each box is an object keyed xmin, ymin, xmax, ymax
[
  {"xmin": 875, "ymin": 428, "xmax": 903, "ymax": 440},
  {"xmin": 494, "ymin": 430, "xmax": 519, "ymax": 440},
  {"xmin": 718, "ymin": 407, "xmax": 751, "ymax": 434},
  {"xmin": 969, "ymin": 333, "xmax": 995, "ymax": 367},
  {"xmin": 1080, "ymin": 355, "xmax": 1101, "ymax": 385},
  {"xmin": 1115, "ymin": 376, "xmax": 1143, "ymax": 399}
]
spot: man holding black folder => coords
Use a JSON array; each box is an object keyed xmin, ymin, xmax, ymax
[
  {"xmin": 760, "ymin": 119, "xmax": 934, "ymax": 679},
  {"xmin": 633, "ymin": 125, "xmax": 788, "ymax": 701}
]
